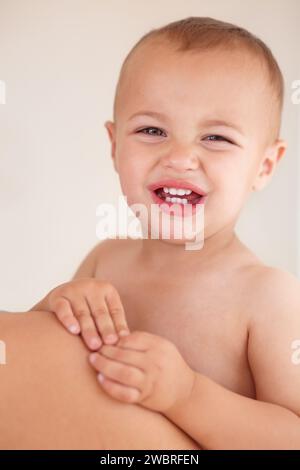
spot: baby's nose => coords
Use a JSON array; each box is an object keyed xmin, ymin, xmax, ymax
[{"xmin": 160, "ymin": 146, "xmax": 200, "ymax": 171}]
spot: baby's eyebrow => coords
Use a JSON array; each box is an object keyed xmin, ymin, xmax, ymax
[
  {"xmin": 128, "ymin": 111, "xmax": 166, "ymax": 121},
  {"xmin": 128, "ymin": 111, "xmax": 244, "ymax": 136},
  {"xmin": 201, "ymin": 119, "xmax": 244, "ymax": 135}
]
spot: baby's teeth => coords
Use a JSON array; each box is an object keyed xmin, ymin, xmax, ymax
[
  {"xmin": 165, "ymin": 197, "xmax": 188, "ymax": 205},
  {"xmin": 164, "ymin": 187, "xmax": 192, "ymax": 195},
  {"xmin": 177, "ymin": 188, "xmax": 186, "ymax": 196},
  {"xmin": 169, "ymin": 188, "xmax": 177, "ymax": 195}
]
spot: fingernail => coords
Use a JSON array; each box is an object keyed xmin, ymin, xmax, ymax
[
  {"xmin": 68, "ymin": 324, "xmax": 79, "ymax": 334},
  {"xmin": 105, "ymin": 334, "xmax": 117, "ymax": 343},
  {"xmin": 98, "ymin": 373, "xmax": 104, "ymax": 383},
  {"xmin": 119, "ymin": 329, "xmax": 130, "ymax": 337},
  {"xmin": 89, "ymin": 353, "xmax": 97, "ymax": 363},
  {"xmin": 90, "ymin": 338, "xmax": 102, "ymax": 349}
]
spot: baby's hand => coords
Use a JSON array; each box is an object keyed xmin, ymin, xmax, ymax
[
  {"xmin": 89, "ymin": 331, "xmax": 196, "ymax": 414},
  {"xmin": 41, "ymin": 278, "xmax": 130, "ymax": 350}
]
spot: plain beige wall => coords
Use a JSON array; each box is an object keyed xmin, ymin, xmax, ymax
[{"xmin": 0, "ymin": 0, "xmax": 299, "ymax": 311}]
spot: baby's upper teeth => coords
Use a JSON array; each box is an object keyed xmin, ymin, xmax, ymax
[{"xmin": 163, "ymin": 187, "xmax": 192, "ymax": 195}]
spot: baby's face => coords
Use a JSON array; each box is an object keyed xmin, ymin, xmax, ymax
[{"xmin": 105, "ymin": 41, "xmax": 286, "ymax": 243}]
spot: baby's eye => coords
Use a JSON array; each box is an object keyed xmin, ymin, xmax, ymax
[
  {"xmin": 204, "ymin": 135, "xmax": 233, "ymax": 144},
  {"xmin": 137, "ymin": 127, "xmax": 166, "ymax": 137}
]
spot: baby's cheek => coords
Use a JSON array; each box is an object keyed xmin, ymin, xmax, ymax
[
  {"xmin": 120, "ymin": 174, "xmax": 146, "ymax": 206},
  {"xmin": 118, "ymin": 174, "xmax": 136, "ymax": 201}
]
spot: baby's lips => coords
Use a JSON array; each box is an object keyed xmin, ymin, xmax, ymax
[{"xmin": 147, "ymin": 179, "xmax": 208, "ymax": 196}]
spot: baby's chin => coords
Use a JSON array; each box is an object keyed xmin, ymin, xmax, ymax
[
  {"xmin": 125, "ymin": 194, "xmax": 205, "ymax": 247},
  {"xmin": 155, "ymin": 235, "xmax": 203, "ymax": 248}
]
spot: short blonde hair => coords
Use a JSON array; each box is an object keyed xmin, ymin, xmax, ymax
[{"xmin": 113, "ymin": 16, "xmax": 284, "ymax": 142}]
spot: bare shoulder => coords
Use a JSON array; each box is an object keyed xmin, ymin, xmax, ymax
[
  {"xmin": 72, "ymin": 237, "xmax": 137, "ymax": 280},
  {"xmin": 241, "ymin": 265, "xmax": 300, "ymax": 325}
]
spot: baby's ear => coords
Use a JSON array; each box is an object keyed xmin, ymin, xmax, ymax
[
  {"xmin": 252, "ymin": 138, "xmax": 287, "ymax": 191},
  {"xmin": 104, "ymin": 120, "xmax": 118, "ymax": 173}
]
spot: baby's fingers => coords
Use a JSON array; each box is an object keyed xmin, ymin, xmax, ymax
[
  {"xmin": 88, "ymin": 300, "xmax": 120, "ymax": 345},
  {"xmin": 105, "ymin": 287, "xmax": 130, "ymax": 337},
  {"xmin": 89, "ymin": 351, "xmax": 143, "ymax": 404},
  {"xmin": 88, "ymin": 289, "xmax": 129, "ymax": 345},
  {"xmin": 52, "ymin": 297, "xmax": 81, "ymax": 335},
  {"xmin": 97, "ymin": 373, "xmax": 140, "ymax": 404},
  {"xmin": 72, "ymin": 299, "xmax": 103, "ymax": 350}
]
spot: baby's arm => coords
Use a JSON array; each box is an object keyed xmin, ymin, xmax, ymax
[{"xmin": 165, "ymin": 268, "xmax": 300, "ymax": 449}]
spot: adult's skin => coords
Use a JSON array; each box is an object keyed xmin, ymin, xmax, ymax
[{"xmin": 0, "ymin": 310, "xmax": 200, "ymax": 450}]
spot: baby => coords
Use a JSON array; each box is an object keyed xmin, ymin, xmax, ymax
[{"xmin": 31, "ymin": 17, "xmax": 300, "ymax": 449}]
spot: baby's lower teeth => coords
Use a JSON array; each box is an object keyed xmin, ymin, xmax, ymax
[{"xmin": 165, "ymin": 196, "xmax": 188, "ymax": 205}]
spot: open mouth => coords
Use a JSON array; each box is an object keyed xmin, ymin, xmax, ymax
[
  {"xmin": 147, "ymin": 183, "xmax": 208, "ymax": 218},
  {"xmin": 153, "ymin": 187, "xmax": 205, "ymax": 206},
  {"xmin": 146, "ymin": 180, "xmax": 208, "ymax": 216}
]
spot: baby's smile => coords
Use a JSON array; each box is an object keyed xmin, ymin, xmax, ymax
[{"xmin": 147, "ymin": 178, "xmax": 207, "ymax": 216}]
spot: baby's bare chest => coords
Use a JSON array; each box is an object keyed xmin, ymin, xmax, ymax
[{"xmin": 96, "ymin": 264, "xmax": 256, "ymax": 398}]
